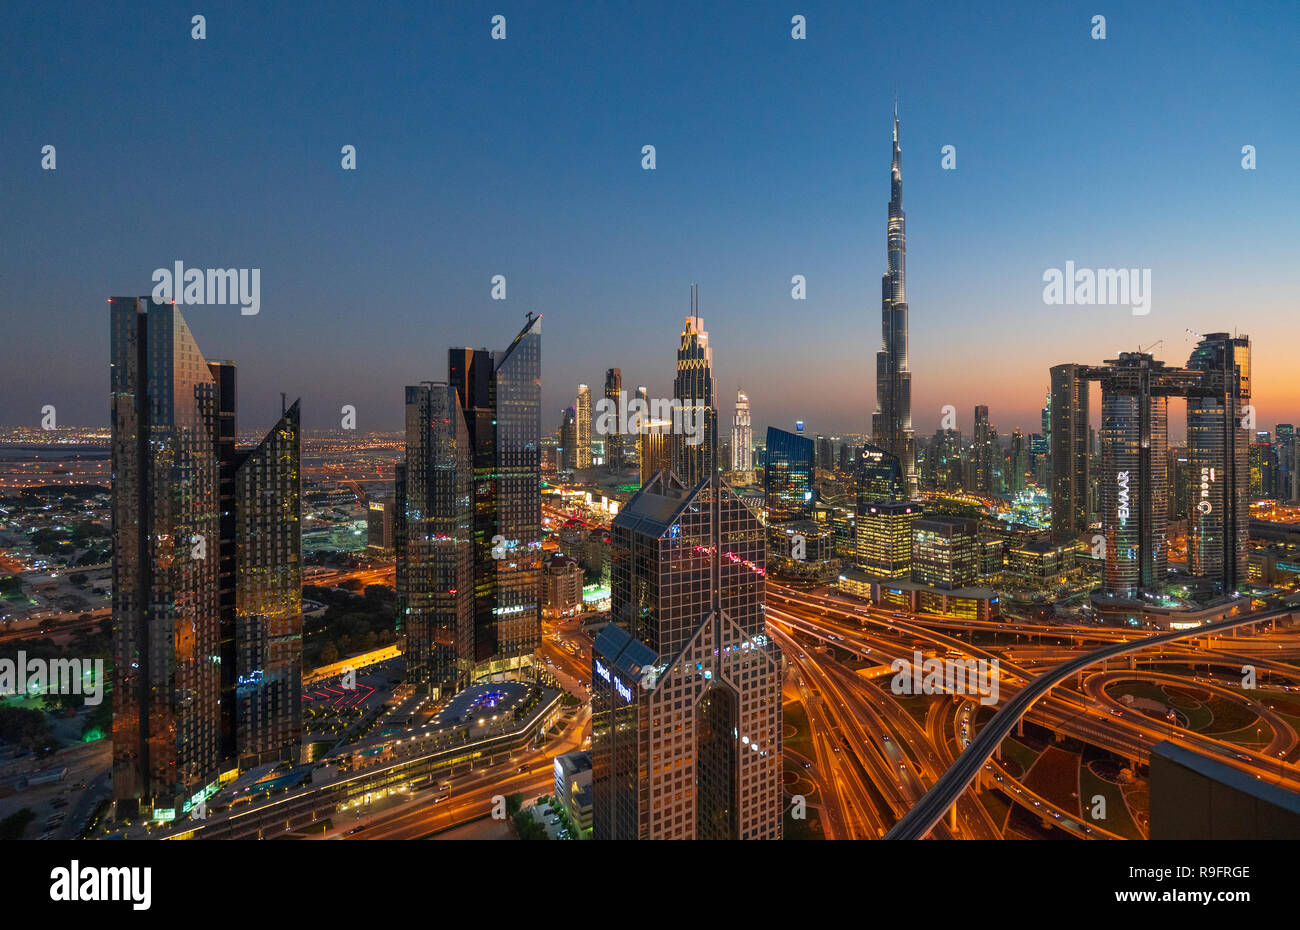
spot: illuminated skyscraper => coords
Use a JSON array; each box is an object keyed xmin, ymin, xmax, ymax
[
  {"xmin": 856, "ymin": 500, "xmax": 920, "ymax": 577},
  {"xmin": 231, "ymin": 399, "xmax": 302, "ymax": 769},
  {"xmin": 911, "ymin": 516, "xmax": 978, "ymax": 589},
  {"xmin": 731, "ymin": 389, "xmax": 752, "ymax": 472},
  {"xmin": 764, "ymin": 426, "xmax": 814, "ymax": 521},
  {"xmin": 1008, "ymin": 428, "xmax": 1028, "ymax": 493},
  {"xmin": 1050, "ymin": 364, "xmax": 1091, "ymax": 543},
  {"xmin": 872, "ymin": 104, "xmax": 917, "ymax": 497},
  {"xmin": 1186, "ymin": 333, "xmax": 1251, "ymax": 592},
  {"xmin": 559, "ymin": 406, "xmax": 578, "ymax": 471},
  {"xmin": 638, "ymin": 419, "xmax": 673, "ymax": 487},
  {"xmin": 1098, "ymin": 353, "xmax": 1172, "ymax": 599},
  {"xmin": 575, "ymin": 384, "xmax": 593, "ymax": 469},
  {"xmin": 400, "ymin": 382, "xmax": 474, "ymax": 696},
  {"xmin": 443, "ymin": 314, "xmax": 542, "ymax": 679},
  {"xmin": 970, "ymin": 405, "xmax": 994, "ymax": 494},
  {"xmin": 111, "ymin": 297, "xmax": 301, "ymax": 817},
  {"xmin": 592, "ymin": 472, "xmax": 782, "ymax": 840},
  {"xmin": 604, "ymin": 368, "xmax": 624, "ymax": 468},
  {"xmin": 672, "ymin": 285, "xmax": 717, "ymax": 486},
  {"xmin": 857, "ymin": 442, "xmax": 904, "ymax": 503}
]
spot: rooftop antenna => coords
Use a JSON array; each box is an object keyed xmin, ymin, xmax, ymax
[{"xmin": 281, "ymin": 392, "xmax": 287, "ymax": 415}]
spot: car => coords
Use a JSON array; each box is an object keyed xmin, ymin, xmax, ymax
[{"xmin": 882, "ymin": 735, "xmax": 890, "ymax": 741}]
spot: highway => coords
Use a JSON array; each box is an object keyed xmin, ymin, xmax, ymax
[{"xmin": 884, "ymin": 604, "xmax": 1295, "ymax": 840}]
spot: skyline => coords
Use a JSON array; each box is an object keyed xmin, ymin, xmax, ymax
[
  {"xmin": 2, "ymin": 1, "xmax": 1299, "ymax": 436},
  {"xmin": 4, "ymin": 1, "xmax": 1300, "ymax": 864}
]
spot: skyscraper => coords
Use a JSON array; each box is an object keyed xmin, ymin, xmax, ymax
[
  {"xmin": 111, "ymin": 297, "xmax": 301, "ymax": 817},
  {"xmin": 764, "ymin": 426, "xmax": 815, "ymax": 521},
  {"xmin": 872, "ymin": 104, "xmax": 917, "ymax": 497},
  {"xmin": 1050, "ymin": 364, "xmax": 1091, "ymax": 543},
  {"xmin": 672, "ymin": 286, "xmax": 717, "ymax": 487},
  {"xmin": 1186, "ymin": 333, "xmax": 1251, "ymax": 593},
  {"xmin": 1097, "ymin": 353, "xmax": 1172, "ymax": 599},
  {"xmin": 1008, "ymin": 428, "xmax": 1028, "ymax": 493},
  {"xmin": 575, "ymin": 384, "xmax": 593, "ymax": 469},
  {"xmin": 1056, "ymin": 340, "xmax": 1252, "ymax": 603},
  {"xmin": 638, "ymin": 419, "xmax": 673, "ymax": 487},
  {"xmin": 731, "ymin": 389, "xmax": 752, "ymax": 472},
  {"xmin": 970, "ymin": 405, "xmax": 995, "ymax": 494},
  {"xmin": 443, "ymin": 313, "xmax": 542, "ymax": 679},
  {"xmin": 592, "ymin": 472, "xmax": 783, "ymax": 840},
  {"xmin": 604, "ymin": 368, "xmax": 624, "ymax": 468},
  {"xmin": 399, "ymin": 382, "xmax": 474, "ymax": 697},
  {"xmin": 856, "ymin": 500, "xmax": 921, "ymax": 577},
  {"xmin": 857, "ymin": 442, "xmax": 904, "ymax": 503},
  {"xmin": 559, "ymin": 406, "xmax": 578, "ymax": 471},
  {"xmin": 231, "ymin": 398, "xmax": 303, "ymax": 770}
]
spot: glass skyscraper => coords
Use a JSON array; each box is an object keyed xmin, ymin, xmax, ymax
[
  {"xmin": 1186, "ymin": 333, "xmax": 1251, "ymax": 593},
  {"xmin": 592, "ymin": 473, "xmax": 782, "ymax": 840},
  {"xmin": 435, "ymin": 314, "xmax": 542, "ymax": 679},
  {"xmin": 764, "ymin": 426, "xmax": 815, "ymax": 521},
  {"xmin": 400, "ymin": 382, "xmax": 474, "ymax": 696},
  {"xmin": 111, "ymin": 297, "xmax": 302, "ymax": 817}
]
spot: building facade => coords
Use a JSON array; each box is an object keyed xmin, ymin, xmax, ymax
[
  {"xmin": 671, "ymin": 286, "xmax": 717, "ymax": 487},
  {"xmin": 592, "ymin": 473, "xmax": 783, "ymax": 840},
  {"xmin": 111, "ymin": 297, "xmax": 301, "ymax": 818}
]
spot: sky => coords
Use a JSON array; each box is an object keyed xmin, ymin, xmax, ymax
[{"xmin": 2, "ymin": 0, "xmax": 1298, "ymax": 442}]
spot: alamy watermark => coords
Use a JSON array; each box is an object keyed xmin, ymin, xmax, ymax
[
  {"xmin": 594, "ymin": 392, "xmax": 705, "ymax": 446},
  {"xmin": 1042, "ymin": 261, "xmax": 1151, "ymax": 316},
  {"xmin": 889, "ymin": 650, "xmax": 1000, "ymax": 706},
  {"xmin": 151, "ymin": 261, "xmax": 261, "ymax": 315},
  {"xmin": 1, "ymin": 651, "xmax": 104, "ymax": 705}
]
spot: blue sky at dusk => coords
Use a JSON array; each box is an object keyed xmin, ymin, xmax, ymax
[{"xmin": 3, "ymin": 0, "xmax": 1298, "ymax": 439}]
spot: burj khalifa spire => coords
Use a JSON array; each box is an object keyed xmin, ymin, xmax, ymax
[{"xmin": 872, "ymin": 101, "xmax": 917, "ymax": 497}]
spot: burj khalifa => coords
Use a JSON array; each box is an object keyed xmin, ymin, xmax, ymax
[{"xmin": 872, "ymin": 103, "xmax": 918, "ymax": 497}]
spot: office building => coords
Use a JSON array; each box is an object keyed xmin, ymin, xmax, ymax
[
  {"xmin": 764, "ymin": 426, "xmax": 815, "ymax": 521},
  {"xmin": 399, "ymin": 382, "xmax": 474, "ymax": 696},
  {"xmin": 857, "ymin": 442, "xmax": 904, "ymax": 503},
  {"xmin": 1050, "ymin": 364, "xmax": 1091, "ymax": 542},
  {"xmin": 911, "ymin": 516, "xmax": 978, "ymax": 589},
  {"xmin": 638, "ymin": 419, "xmax": 673, "ymax": 486},
  {"xmin": 110, "ymin": 297, "xmax": 301, "ymax": 817},
  {"xmin": 970, "ymin": 405, "xmax": 994, "ymax": 494},
  {"xmin": 366, "ymin": 495, "xmax": 394, "ymax": 552},
  {"xmin": 559, "ymin": 406, "xmax": 578, "ymax": 471},
  {"xmin": 604, "ymin": 368, "xmax": 625, "ymax": 468},
  {"xmin": 433, "ymin": 313, "xmax": 543, "ymax": 680},
  {"xmin": 1185, "ymin": 333, "xmax": 1251, "ymax": 592},
  {"xmin": 592, "ymin": 472, "xmax": 783, "ymax": 840},
  {"xmin": 554, "ymin": 751, "xmax": 594, "ymax": 833},
  {"xmin": 855, "ymin": 500, "xmax": 920, "ymax": 578}
]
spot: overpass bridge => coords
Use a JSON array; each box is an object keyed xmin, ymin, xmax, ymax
[{"xmin": 884, "ymin": 605, "xmax": 1296, "ymax": 840}]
